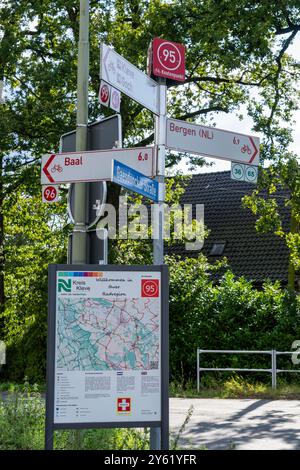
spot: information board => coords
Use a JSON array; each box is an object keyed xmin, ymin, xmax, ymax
[{"xmin": 45, "ymin": 264, "xmax": 169, "ymax": 445}]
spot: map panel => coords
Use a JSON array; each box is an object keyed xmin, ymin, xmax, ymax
[
  {"xmin": 53, "ymin": 269, "xmax": 162, "ymax": 423},
  {"xmin": 57, "ymin": 297, "xmax": 159, "ymax": 371}
]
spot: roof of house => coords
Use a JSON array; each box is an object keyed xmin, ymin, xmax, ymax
[{"xmin": 167, "ymin": 171, "xmax": 290, "ymax": 283}]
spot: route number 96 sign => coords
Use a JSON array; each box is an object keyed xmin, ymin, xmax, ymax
[
  {"xmin": 42, "ymin": 185, "xmax": 59, "ymax": 203},
  {"xmin": 151, "ymin": 37, "xmax": 185, "ymax": 82}
]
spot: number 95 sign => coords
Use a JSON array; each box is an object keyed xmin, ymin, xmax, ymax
[
  {"xmin": 151, "ymin": 38, "xmax": 185, "ymax": 82},
  {"xmin": 141, "ymin": 279, "xmax": 160, "ymax": 297}
]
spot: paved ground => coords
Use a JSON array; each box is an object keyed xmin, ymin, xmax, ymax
[{"xmin": 170, "ymin": 398, "xmax": 300, "ymax": 450}]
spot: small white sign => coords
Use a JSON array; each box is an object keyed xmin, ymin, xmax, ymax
[
  {"xmin": 110, "ymin": 87, "xmax": 121, "ymax": 113},
  {"xmin": 231, "ymin": 162, "xmax": 258, "ymax": 184},
  {"xmin": 231, "ymin": 163, "xmax": 244, "ymax": 181},
  {"xmin": 244, "ymin": 165, "xmax": 258, "ymax": 183},
  {"xmin": 42, "ymin": 185, "xmax": 59, "ymax": 203},
  {"xmin": 100, "ymin": 43, "xmax": 159, "ymax": 115},
  {"xmin": 99, "ymin": 80, "xmax": 111, "ymax": 107}
]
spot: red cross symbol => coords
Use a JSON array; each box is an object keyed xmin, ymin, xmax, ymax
[{"xmin": 117, "ymin": 397, "xmax": 131, "ymax": 413}]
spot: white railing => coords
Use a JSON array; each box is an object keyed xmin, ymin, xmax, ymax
[{"xmin": 197, "ymin": 349, "xmax": 300, "ymax": 391}]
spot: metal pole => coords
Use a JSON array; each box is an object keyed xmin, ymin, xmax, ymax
[
  {"xmin": 197, "ymin": 349, "xmax": 200, "ymax": 393},
  {"xmin": 72, "ymin": 0, "xmax": 89, "ymax": 450},
  {"xmin": 151, "ymin": 78, "xmax": 167, "ymax": 450},
  {"xmin": 72, "ymin": 0, "xmax": 89, "ymax": 265},
  {"xmin": 272, "ymin": 350, "xmax": 277, "ymax": 389}
]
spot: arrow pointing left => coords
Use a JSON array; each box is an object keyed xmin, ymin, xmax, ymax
[
  {"xmin": 41, "ymin": 147, "xmax": 156, "ymax": 185},
  {"xmin": 42, "ymin": 154, "xmax": 56, "ymax": 183}
]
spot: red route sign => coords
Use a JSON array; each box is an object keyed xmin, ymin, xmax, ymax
[
  {"xmin": 152, "ymin": 38, "xmax": 185, "ymax": 82},
  {"xmin": 141, "ymin": 279, "xmax": 159, "ymax": 298},
  {"xmin": 42, "ymin": 185, "xmax": 59, "ymax": 203},
  {"xmin": 99, "ymin": 81, "xmax": 110, "ymax": 107}
]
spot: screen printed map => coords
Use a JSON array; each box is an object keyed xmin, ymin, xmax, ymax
[{"xmin": 57, "ymin": 296, "xmax": 159, "ymax": 371}]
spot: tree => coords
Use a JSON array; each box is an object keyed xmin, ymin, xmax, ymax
[{"xmin": 1, "ymin": 0, "xmax": 300, "ymax": 379}]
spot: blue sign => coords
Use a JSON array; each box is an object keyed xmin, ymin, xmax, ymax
[{"xmin": 112, "ymin": 160, "xmax": 160, "ymax": 202}]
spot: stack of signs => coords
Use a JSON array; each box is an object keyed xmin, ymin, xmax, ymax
[{"xmin": 99, "ymin": 80, "xmax": 121, "ymax": 113}]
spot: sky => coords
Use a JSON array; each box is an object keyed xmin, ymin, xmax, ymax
[{"xmin": 176, "ymin": 35, "xmax": 300, "ymax": 175}]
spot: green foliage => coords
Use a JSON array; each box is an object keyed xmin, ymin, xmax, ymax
[
  {"xmin": 0, "ymin": 393, "xmax": 150, "ymax": 450},
  {"xmin": 168, "ymin": 256, "xmax": 300, "ymax": 381},
  {"xmin": 0, "ymin": 379, "xmax": 149, "ymax": 450},
  {"xmin": 0, "ymin": 185, "xmax": 69, "ymax": 382},
  {"xmin": 243, "ymin": 157, "xmax": 300, "ymax": 273}
]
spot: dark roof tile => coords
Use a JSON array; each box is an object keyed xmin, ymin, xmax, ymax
[{"xmin": 167, "ymin": 171, "xmax": 290, "ymax": 283}]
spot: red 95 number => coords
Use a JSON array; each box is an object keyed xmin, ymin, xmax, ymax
[{"xmin": 141, "ymin": 279, "xmax": 159, "ymax": 297}]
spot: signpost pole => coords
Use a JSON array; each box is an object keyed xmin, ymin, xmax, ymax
[
  {"xmin": 72, "ymin": 0, "xmax": 89, "ymax": 265},
  {"xmin": 151, "ymin": 78, "xmax": 168, "ymax": 450},
  {"xmin": 72, "ymin": 0, "xmax": 89, "ymax": 450}
]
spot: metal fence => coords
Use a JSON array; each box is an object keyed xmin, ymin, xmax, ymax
[{"xmin": 197, "ymin": 349, "xmax": 300, "ymax": 391}]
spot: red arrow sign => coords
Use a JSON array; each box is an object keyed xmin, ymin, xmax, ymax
[
  {"xmin": 42, "ymin": 154, "xmax": 56, "ymax": 183},
  {"xmin": 166, "ymin": 118, "xmax": 260, "ymax": 165},
  {"xmin": 41, "ymin": 147, "xmax": 156, "ymax": 184}
]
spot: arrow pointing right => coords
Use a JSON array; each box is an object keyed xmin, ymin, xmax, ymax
[{"xmin": 249, "ymin": 137, "xmax": 259, "ymax": 164}]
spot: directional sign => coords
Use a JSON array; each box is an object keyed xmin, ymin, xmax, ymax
[
  {"xmin": 42, "ymin": 185, "xmax": 59, "ymax": 203},
  {"xmin": 100, "ymin": 43, "xmax": 160, "ymax": 115},
  {"xmin": 231, "ymin": 162, "xmax": 258, "ymax": 184},
  {"xmin": 41, "ymin": 147, "xmax": 156, "ymax": 184},
  {"xmin": 112, "ymin": 160, "xmax": 160, "ymax": 202},
  {"xmin": 152, "ymin": 38, "xmax": 185, "ymax": 82},
  {"xmin": 166, "ymin": 118, "xmax": 260, "ymax": 166}
]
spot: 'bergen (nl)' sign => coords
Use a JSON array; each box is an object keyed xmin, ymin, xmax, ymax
[{"xmin": 166, "ymin": 118, "xmax": 260, "ymax": 166}]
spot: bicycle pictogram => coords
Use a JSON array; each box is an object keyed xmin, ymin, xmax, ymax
[
  {"xmin": 241, "ymin": 144, "xmax": 251, "ymax": 155},
  {"xmin": 107, "ymin": 61, "xmax": 116, "ymax": 74},
  {"xmin": 51, "ymin": 164, "xmax": 63, "ymax": 173}
]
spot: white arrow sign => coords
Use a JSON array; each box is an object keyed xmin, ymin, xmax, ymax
[
  {"xmin": 41, "ymin": 147, "xmax": 156, "ymax": 185},
  {"xmin": 100, "ymin": 43, "xmax": 160, "ymax": 115},
  {"xmin": 166, "ymin": 118, "xmax": 260, "ymax": 166}
]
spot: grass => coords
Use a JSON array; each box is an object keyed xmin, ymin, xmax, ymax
[
  {"xmin": 169, "ymin": 375, "xmax": 300, "ymax": 399},
  {"xmin": 0, "ymin": 381, "xmax": 46, "ymax": 394},
  {"xmin": 0, "ymin": 390, "xmax": 150, "ymax": 450}
]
